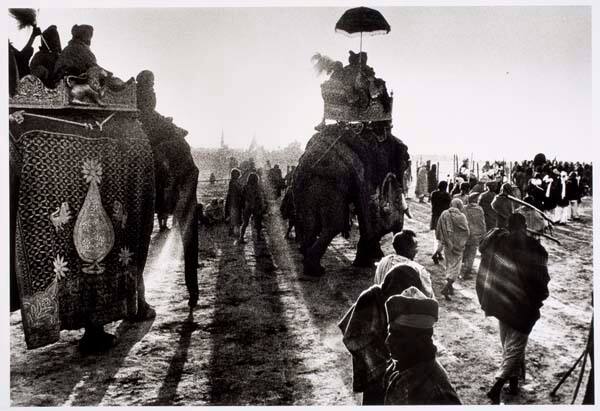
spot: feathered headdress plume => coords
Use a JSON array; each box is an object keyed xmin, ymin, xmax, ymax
[
  {"xmin": 311, "ymin": 53, "xmax": 343, "ymax": 77},
  {"xmin": 9, "ymin": 8, "xmax": 37, "ymax": 30}
]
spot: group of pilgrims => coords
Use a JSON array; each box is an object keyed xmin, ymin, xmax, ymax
[
  {"xmin": 339, "ymin": 151, "xmax": 593, "ymax": 405},
  {"xmin": 8, "ymin": 16, "xmax": 593, "ymax": 407}
]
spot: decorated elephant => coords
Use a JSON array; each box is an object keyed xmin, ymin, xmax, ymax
[
  {"xmin": 293, "ymin": 121, "xmax": 409, "ymax": 278},
  {"xmin": 9, "ymin": 74, "xmax": 156, "ymax": 350}
]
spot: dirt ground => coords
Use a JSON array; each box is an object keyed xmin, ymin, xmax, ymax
[{"xmin": 10, "ymin": 179, "xmax": 593, "ymax": 406}]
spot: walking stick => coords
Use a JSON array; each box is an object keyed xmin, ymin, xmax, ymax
[
  {"xmin": 572, "ymin": 349, "xmax": 588, "ymax": 404},
  {"xmin": 550, "ymin": 350, "xmax": 586, "ymax": 396},
  {"xmin": 550, "ymin": 316, "xmax": 593, "ymax": 399},
  {"xmin": 506, "ymin": 195, "xmax": 555, "ymax": 226},
  {"xmin": 496, "ymin": 211, "xmax": 561, "ymax": 245}
]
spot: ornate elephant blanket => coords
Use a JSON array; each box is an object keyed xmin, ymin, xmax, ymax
[{"xmin": 11, "ymin": 121, "xmax": 154, "ymax": 349}]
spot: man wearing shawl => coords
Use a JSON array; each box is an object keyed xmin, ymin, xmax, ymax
[
  {"xmin": 516, "ymin": 195, "xmax": 547, "ymax": 238},
  {"xmin": 429, "ymin": 181, "xmax": 452, "ymax": 264},
  {"xmin": 478, "ymin": 181, "xmax": 498, "ymax": 231},
  {"xmin": 373, "ymin": 230, "xmax": 434, "ymax": 298},
  {"xmin": 491, "ymin": 183, "xmax": 516, "ymax": 229},
  {"xmin": 435, "ymin": 198, "xmax": 470, "ymax": 300},
  {"xmin": 415, "ymin": 165, "xmax": 429, "ymax": 203},
  {"xmin": 461, "ymin": 192, "xmax": 486, "ymax": 279},
  {"xmin": 338, "ymin": 265, "xmax": 434, "ymax": 405},
  {"xmin": 476, "ymin": 213, "xmax": 549, "ymax": 404},
  {"xmin": 383, "ymin": 286, "xmax": 461, "ymax": 405}
]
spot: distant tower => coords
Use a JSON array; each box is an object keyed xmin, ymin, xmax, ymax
[
  {"xmin": 249, "ymin": 133, "xmax": 258, "ymax": 152},
  {"xmin": 220, "ymin": 129, "xmax": 225, "ymax": 148}
]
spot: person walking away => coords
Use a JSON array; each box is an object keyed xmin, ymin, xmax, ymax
[
  {"xmin": 461, "ymin": 193, "xmax": 486, "ymax": 279},
  {"xmin": 338, "ymin": 265, "xmax": 434, "ymax": 405},
  {"xmin": 476, "ymin": 213, "xmax": 549, "ymax": 404},
  {"xmin": 238, "ymin": 172, "xmax": 266, "ymax": 243},
  {"xmin": 280, "ymin": 185, "xmax": 296, "ymax": 239},
  {"xmin": 469, "ymin": 177, "xmax": 486, "ymax": 196},
  {"xmin": 566, "ymin": 171, "xmax": 581, "ymax": 221},
  {"xmin": 430, "ymin": 181, "xmax": 452, "ymax": 263},
  {"xmin": 453, "ymin": 182, "xmax": 470, "ymax": 205},
  {"xmin": 542, "ymin": 173, "xmax": 558, "ymax": 223},
  {"xmin": 435, "ymin": 198, "xmax": 470, "ymax": 300},
  {"xmin": 403, "ymin": 160, "xmax": 413, "ymax": 199},
  {"xmin": 491, "ymin": 183, "xmax": 515, "ymax": 229},
  {"xmin": 526, "ymin": 173, "xmax": 545, "ymax": 210},
  {"xmin": 415, "ymin": 165, "xmax": 429, "ymax": 203},
  {"xmin": 427, "ymin": 163, "xmax": 438, "ymax": 195},
  {"xmin": 478, "ymin": 181, "xmax": 498, "ymax": 231},
  {"xmin": 225, "ymin": 168, "xmax": 243, "ymax": 237},
  {"xmin": 515, "ymin": 195, "xmax": 547, "ymax": 239},
  {"xmin": 374, "ymin": 230, "xmax": 435, "ymax": 298},
  {"xmin": 383, "ymin": 287, "xmax": 461, "ymax": 405},
  {"xmin": 555, "ymin": 171, "xmax": 570, "ymax": 224}
]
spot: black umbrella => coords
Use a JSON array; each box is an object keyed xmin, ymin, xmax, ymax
[{"xmin": 335, "ymin": 7, "xmax": 391, "ymax": 54}]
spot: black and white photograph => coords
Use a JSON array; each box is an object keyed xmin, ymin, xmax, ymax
[{"xmin": 6, "ymin": 1, "xmax": 595, "ymax": 406}]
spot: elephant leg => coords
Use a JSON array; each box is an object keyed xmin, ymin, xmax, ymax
[
  {"xmin": 298, "ymin": 211, "xmax": 317, "ymax": 256},
  {"xmin": 354, "ymin": 237, "xmax": 377, "ymax": 267},
  {"xmin": 173, "ymin": 167, "xmax": 199, "ymax": 307},
  {"xmin": 303, "ymin": 229, "xmax": 337, "ymax": 277}
]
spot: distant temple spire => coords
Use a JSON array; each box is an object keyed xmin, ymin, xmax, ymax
[{"xmin": 249, "ymin": 133, "xmax": 258, "ymax": 152}]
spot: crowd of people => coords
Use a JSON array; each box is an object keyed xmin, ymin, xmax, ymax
[
  {"xmin": 341, "ymin": 204, "xmax": 553, "ymax": 404},
  {"xmin": 194, "ymin": 159, "xmax": 294, "ymax": 245},
  {"xmin": 414, "ymin": 155, "xmax": 592, "ymax": 228},
  {"xmin": 339, "ymin": 152, "xmax": 593, "ymax": 405}
]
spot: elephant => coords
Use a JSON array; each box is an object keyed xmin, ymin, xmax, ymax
[{"xmin": 293, "ymin": 121, "xmax": 410, "ymax": 277}]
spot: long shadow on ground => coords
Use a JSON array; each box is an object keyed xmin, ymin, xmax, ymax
[
  {"xmin": 10, "ymin": 229, "xmax": 169, "ymax": 407},
  {"xmin": 206, "ymin": 227, "xmax": 313, "ymax": 405}
]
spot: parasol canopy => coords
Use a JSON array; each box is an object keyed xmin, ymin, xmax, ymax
[{"xmin": 335, "ymin": 7, "xmax": 391, "ymax": 37}]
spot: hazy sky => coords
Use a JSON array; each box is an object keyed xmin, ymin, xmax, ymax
[{"xmin": 7, "ymin": 2, "xmax": 592, "ymax": 161}]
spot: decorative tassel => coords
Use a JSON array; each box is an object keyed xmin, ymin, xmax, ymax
[{"xmin": 9, "ymin": 8, "xmax": 37, "ymax": 30}]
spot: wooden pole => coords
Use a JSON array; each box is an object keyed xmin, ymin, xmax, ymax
[
  {"xmin": 437, "ymin": 162, "xmax": 440, "ymax": 181},
  {"xmin": 453, "ymin": 155, "xmax": 456, "ymax": 176},
  {"xmin": 477, "ymin": 162, "xmax": 480, "ymax": 179}
]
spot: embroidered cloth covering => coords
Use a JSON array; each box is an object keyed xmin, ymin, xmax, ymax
[{"xmin": 11, "ymin": 119, "xmax": 154, "ymax": 349}]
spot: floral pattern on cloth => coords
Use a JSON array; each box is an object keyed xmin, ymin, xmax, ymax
[
  {"xmin": 20, "ymin": 279, "xmax": 60, "ymax": 349},
  {"xmin": 12, "ymin": 128, "xmax": 155, "ymax": 349},
  {"xmin": 53, "ymin": 254, "xmax": 69, "ymax": 279},
  {"xmin": 118, "ymin": 247, "xmax": 133, "ymax": 267}
]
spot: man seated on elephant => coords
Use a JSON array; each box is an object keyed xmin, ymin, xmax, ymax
[{"xmin": 374, "ymin": 230, "xmax": 434, "ymax": 299}]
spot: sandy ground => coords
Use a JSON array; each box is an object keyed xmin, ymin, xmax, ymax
[{"xmin": 9, "ymin": 179, "xmax": 593, "ymax": 406}]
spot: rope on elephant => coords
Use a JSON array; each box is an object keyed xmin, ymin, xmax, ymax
[
  {"xmin": 21, "ymin": 111, "xmax": 116, "ymax": 131},
  {"xmin": 311, "ymin": 122, "xmax": 363, "ymax": 168}
]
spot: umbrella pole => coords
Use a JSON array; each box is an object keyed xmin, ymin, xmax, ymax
[{"xmin": 360, "ymin": 32, "xmax": 363, "ymax": 53}]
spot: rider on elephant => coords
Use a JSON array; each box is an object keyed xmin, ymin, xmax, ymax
[
  {"xmin": 136, "ymin": 69, "xmax": 200, "ymax": 308},
  {"xmin": 29, "ymin": 25, "xmax": 62, "ymax": 88}
]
